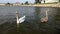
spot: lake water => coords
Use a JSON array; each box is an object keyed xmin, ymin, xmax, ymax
[{"xmin": 0, "ymin": 6, "xmax": 60, "ymax": 34}]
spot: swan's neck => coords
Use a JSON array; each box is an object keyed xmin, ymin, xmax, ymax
[
  {"xmin": 17, "ymin": 15, "xmax": 19, "ymax": 22},
  {"xmin": 46, "ymin": 10, "xmax": 48, "ymax": 17},
  {"xmin": 16, "ymin": 14, "xmax": 19, "ymax": 23}
]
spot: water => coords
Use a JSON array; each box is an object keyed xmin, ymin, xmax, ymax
[{"xmin": 0, "ymin": 6, "xmax": 60, "ymax": 34}]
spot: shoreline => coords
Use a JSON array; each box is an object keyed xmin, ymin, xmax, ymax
[{"xmin": 0, "ymin": 3, "xmax": 60, "ymax": 7}]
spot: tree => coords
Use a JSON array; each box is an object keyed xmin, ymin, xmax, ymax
[
  {"xmin": 25, "ymin": 1, "xmax": 29, "ymax": 5},
  {"xmin": 44, "ymin": 0, "xmax": 45, "ymax": 3},
  {"xmin": 21, "ymin": 3, "xmax": 23, "ymax": 5},
  {"xmin": 59, "ymin": 0, "xmax": 60, "ymax": 2},
  {"xmin": 5, "ymin": 3, "xmax": 13, "ymax": 6},
  {"xmin": 35, "ymin": 0, "xmax": 41, "ymax": 4}
]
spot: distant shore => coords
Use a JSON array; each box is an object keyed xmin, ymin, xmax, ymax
[
  {"xmin": 20, "ymin": 4, "xmax": 60, "ymax": 7},
  {"xmin": 0, "ymin": 3, "xmax": 60, "ymax": 7}
]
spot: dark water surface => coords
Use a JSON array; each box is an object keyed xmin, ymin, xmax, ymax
[{"xmin": 0, "ymin": 6, "xmax": 60, "ymax": 34}]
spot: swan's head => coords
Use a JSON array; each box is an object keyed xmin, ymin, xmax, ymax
[
  {"xmin": 46, "ymin": 9, "xmax": 49, "ymax": 12},
  {"xmin": 16, "ymin": 11, "xmax": 18, "ymax": 14},
  {"xmin": 46, "ymin": 9, "xmax": 49, "ymax": 14},
  {"xmin": 16, "ymin": 11, "xmax": 19, "ymax": 16}
]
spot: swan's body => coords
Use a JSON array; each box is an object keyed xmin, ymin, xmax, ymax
[
  {"xmin": 41, "ymin": 9, "xmax": 49, "ymax": 22},
  {"xmin": 16, "ymin": 11, "xmax": 25, "ymax": 24},
  {"xmin": 18, "ymin": 16, "xmax": 25, "ymax": 23},
  {"xmin": 41, "ymin": 17, "xmax": 48, "ymax": 22}
]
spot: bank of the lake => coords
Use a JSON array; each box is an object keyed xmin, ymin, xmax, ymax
[
  {"xmin": 0, "ymin": 3, "xmax": 60, "ymax": 7},
  {"xmin": 20, "ymin": 4, "xmax": 60, "ymax": 7}
]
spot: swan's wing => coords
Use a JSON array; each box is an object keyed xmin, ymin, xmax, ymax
[{"xmin": 18, "ymin": 16, "xmax": 25, "ymax": 23}]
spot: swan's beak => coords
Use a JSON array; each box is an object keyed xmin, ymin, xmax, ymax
[{"xmin": 16, "ymin": 11, "xmax": 18, "ymax": 14}]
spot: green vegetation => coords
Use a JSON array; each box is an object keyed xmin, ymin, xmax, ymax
[
  {"xmin": 25, "ymin": 1, "xmax": 29, "ymax": 5},
  {"xmin": 5, "ymin": 3, "xmax": 13, "ymax": 6}
]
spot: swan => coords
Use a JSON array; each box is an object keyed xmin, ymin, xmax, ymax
[
  {"xmin": 16, "ymin": 11, "xmax": 25, "ymax": 24},
  {"xmin": 41, "ymin": 9, "xmax": 49, "ymax": 23}
]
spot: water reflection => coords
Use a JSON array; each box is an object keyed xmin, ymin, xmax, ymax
[
  {"xmin": 34, "ymin": 7, "xmax": 60, "ymax": 34},
  {"xmin": 54, "ymin": 8, "xmax": 60, "ymax": 34}
]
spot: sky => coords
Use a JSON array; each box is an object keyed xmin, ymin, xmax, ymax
[
  {"xmin": 0, "ymin": 0, "xmax": 59, "ymax": 3},
  {"xmin": 0, "ymin": 0, "xmax": 35, "ymax": 3}
]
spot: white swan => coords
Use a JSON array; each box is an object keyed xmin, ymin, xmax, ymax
[
  {"xmin": 41, "ymin": 9, "xmax": 49, "ymax": 22},
  {"xmin": 16, "ymin": 11, "xmax": 25, "ymax": 24}
]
